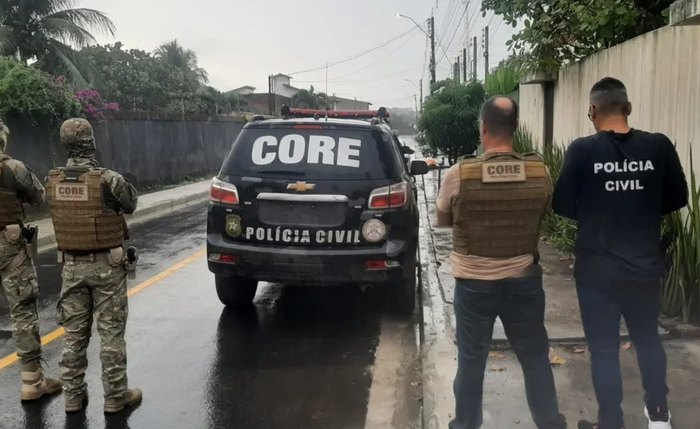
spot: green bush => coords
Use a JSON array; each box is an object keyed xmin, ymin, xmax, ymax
[
  {"xmin": 663, "ymin": 151, "xmax": 699, "ymax": 323},
  {"xmin": 0, "ymin": 57, "xmax": 81, "ymax": 120},
  {"xmin": 513, "ymin": 127, "xmax": 577, "ymax": 254},
  {"xmin": 419, "ymin": 80, "xmax": 486, "ymax": 163}
]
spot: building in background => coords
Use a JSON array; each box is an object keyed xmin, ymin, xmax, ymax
[
  {"xmin": 231, "ymin": 73, "xmax": 373, "ymax": 115},
  {"xmin": 329, "ymin": 96, "xmax": 372, "ymax": 111}
]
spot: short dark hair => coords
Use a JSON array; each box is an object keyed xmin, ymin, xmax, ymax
[
  {"xmin": 480, "ymin": 96, "xmax": 519, "ymax": 137},
  {"xmin": 590, "ymin": 77, "xmax": 629, "ymax": 115}
]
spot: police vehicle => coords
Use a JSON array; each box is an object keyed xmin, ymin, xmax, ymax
[{"xmin": 207, "ymin": 106, "xmax": 429, "ymax": 314}]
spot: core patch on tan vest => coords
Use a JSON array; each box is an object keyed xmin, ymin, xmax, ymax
[
  {"xmin": 54, "ymin": 183, "xmax": 89, "ymax": 201},
  {"xmin": 481, "ymin": 161, "xmax": 526, "ymax": 183}
]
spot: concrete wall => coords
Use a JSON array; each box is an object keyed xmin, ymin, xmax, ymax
[
  {"xmin": 4, "ymin": 112, "xmax": 246, "ymax": 186},
  {"xmin": 519, "ymin": 24, "xmax": 700, "ymax": 173},
  {"xmin": 519, "ymin": 84, "xmax": 546, "ymax": 144}
]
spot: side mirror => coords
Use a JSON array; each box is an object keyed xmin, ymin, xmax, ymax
[
  {"xmin": 409, "ymin": 160, "xmax": 429, "ymax": 176},
  {"xmin": 400, "ymin": 145, "xmax": 415, "ymax": 155}
]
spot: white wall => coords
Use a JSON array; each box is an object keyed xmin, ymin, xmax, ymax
[
  {"xmin": 272, "ymin": 75, "xmax": 299, "ymax": 98},
  {"xmin": 520, "ymin": 24, "xmax": 700, "ymax": 174}
]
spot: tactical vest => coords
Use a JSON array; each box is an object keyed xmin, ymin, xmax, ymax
[
  {"xmin": 452, "ymin": 152, "xmax": 550, "ymax": 258},
  {"xmin": 46, "ymin": 168, "xmax": 125, "ymax": 251},
  {"xmin": 0, "ymin": 156, "xmax": 24, "ymax": 227}
]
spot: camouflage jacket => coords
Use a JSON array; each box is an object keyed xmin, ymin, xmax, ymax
[
  {"xmin": 62, "ymin": 158, "xmax": 138, "ymax": 215},
  {"xmin": 0, "ymin": 154, "xmax": 45, "ymax": 205}
]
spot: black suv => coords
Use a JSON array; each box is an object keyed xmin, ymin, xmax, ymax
[{"xmin": 207, "ymin": 107, "xmax": 428, "ymax": 314}]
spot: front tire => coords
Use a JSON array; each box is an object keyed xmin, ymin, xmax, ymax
[{"xmin": 215, "ymin": 276, "xmax": 258, "ymax": 307}]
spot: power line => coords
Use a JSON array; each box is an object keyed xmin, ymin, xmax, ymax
[
  {"xmin": 290, "ymin": 66, "xmax": 422, "ymax": 87},
  {"xmin": 286, "ymin": 27, "xmax": 419, "ymax": 76},
  {"xmin": 437, "ymin": 2, "xmax": 469, "ymax": 66},
  {"xmin": 294, "ymin": 31, "xmax": 421, "ymax": 84},
  {"xmin": 439, "ymin": 0, "xmax": 460, "ymax": 42}
]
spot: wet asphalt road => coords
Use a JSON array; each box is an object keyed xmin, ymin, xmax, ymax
[{"xmin": 0, "ymin": 203, "xmax": 417, "ymax": 429}]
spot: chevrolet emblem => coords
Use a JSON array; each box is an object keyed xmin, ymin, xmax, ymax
[{"xmin": 287, "ymin": 182, "xmax": 316, "ymax": 192}]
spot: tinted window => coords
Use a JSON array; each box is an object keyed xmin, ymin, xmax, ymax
[{"xmin": 222, "ymin": 126, "xmax": 402, "ymax": 180}]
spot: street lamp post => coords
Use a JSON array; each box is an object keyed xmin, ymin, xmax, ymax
[
  {"xmin": 395, "ymin": 13, "xmax": 436, "ymax": 90},
  {"xmin": 404, "ymin": 78, "xmax": 423, "ymax": 113}
]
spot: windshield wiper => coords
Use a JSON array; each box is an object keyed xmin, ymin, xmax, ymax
[{"xmin": 255, "ymin": 170, "xmax": 306, "ymax": 176}]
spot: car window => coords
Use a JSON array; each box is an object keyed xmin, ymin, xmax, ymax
[{"xmin": 221, "ymin": 126, "xmax": 402, "ymax": 180}]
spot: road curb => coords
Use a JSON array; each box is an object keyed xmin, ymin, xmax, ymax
[{"xmin": 37, "ymin": 189, "xmax": 209, "ymax": 254}]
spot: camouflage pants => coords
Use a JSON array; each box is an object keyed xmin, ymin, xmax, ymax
[
  {"xmin": 0, "ymin": 232, "xmax": 41, "ymax": 370},
  {"xmin": 57, "ymin": 251, "xmax": 129, "ymax": 401}
]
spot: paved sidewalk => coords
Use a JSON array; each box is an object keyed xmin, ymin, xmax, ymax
[
  {"xmin": 35, "ymin": 179, "xmax": 211, "ymax": 253},
  {"xmin": 416, "ymin": 156, "xmax": 700, "ymax": 429}
]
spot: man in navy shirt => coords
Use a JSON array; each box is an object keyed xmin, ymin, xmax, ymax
[{"xmin": 553, "ymin": 77, "xmax": 688, "ymax": 429}]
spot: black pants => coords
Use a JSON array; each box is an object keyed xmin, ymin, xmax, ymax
[
  {"xmin": 449, "ymin": 271, "xmax": 566, "ymax": 429},
  {"xmin": 577, "ymin": 278, "xmax": 669, "ymax": 429}
]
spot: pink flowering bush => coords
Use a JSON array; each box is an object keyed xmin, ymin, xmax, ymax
[{"xmin": 75, "ymin": 88, "xmax": 119, "ymax": 121}]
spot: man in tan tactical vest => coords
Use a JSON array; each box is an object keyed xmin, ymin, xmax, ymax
[
  {"xmin": 0, "ymin": 119, "xmax": 63, "ymax": 401},
  {"xmin": 46, "ymin": 118, "xmax": 141, "ymax": 414},
  {"xmin": 437, "ymin": 97, "xmax": 566, "ymax": 429}
]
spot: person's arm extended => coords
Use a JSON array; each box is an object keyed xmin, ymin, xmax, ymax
[
  {"xmin": 552, "ymin": 140, "xmax": 584, "ymax": 220},
  {"xmin": 436, "ymin": 164, "xmax": 460, "ymax": 228},
  {"xmin": 658, "ymin": 135, "xmax": 688, "ymax": 215}
]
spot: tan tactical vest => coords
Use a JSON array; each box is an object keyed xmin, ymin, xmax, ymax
[
  {"xmin": 0, "ymin": 156, "xmax": 24, "ymax": 227},
  {"xmin": 46, "ymin": 168, "xmax": 125, "ymax": 251},
  {"xmin": 452, "ymin": 152, "xmax": 551, "ymax": 258}
]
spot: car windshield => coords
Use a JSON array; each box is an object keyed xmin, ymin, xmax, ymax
[{"xmin": 221, "ymin": 126, "xmax": 402, "ymax": 180}]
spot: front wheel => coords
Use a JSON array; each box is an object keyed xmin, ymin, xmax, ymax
[{"xmin": 215, "ymin": 276, "xmax": 258, "ymax": 307}]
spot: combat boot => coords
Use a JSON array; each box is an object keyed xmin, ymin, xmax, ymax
[
  {"xmin": 65, "ymin": 391, "xmax": 89, "ymax": 413},
  {"xmin": 20, "ymin": 369, "xmax": 62, "ymax": 401},
  {"xmin": 103, "ymin": 388, "xmax": 143, "ymax": 414}
]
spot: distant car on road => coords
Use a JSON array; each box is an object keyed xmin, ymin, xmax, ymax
[{"xmin": 207, "ymin": 107, "xmax": 429, "ymax": 314}]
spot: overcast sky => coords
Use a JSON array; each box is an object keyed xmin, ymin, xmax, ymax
[{"xmin": 88, "ymin": 0, "xmax": 514, "ymax": 109}]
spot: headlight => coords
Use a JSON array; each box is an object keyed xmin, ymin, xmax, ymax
[{"xmin": 362, "ymin": 219, "xmax": 387, "ymax": 243}]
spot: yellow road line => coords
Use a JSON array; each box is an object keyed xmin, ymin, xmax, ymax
[{"xmin": 0, "ymin": 249, "xmax": 206, "ymax": 371}]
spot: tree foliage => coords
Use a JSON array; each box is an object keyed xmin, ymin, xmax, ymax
[
  {"xmin": 291, "ymin": 86, "xmax": 330, "ymax": 109},
  {"xmin": 78, "ymin": 42, "xmax": 240, "ymax": 114},
  {"xmin": 482, "ymin": 0, "xmax": 669, "ymax": 72},
  {"xmin": 0, "ymin": 0, "xmax": 116, "ymax": 85},
  {"xmin": 0, "ymin": 56, "xmax": 81, "ymax": 120},
  {"xmin": 418, "ymin": 80, "xmax": 485, "ymax": 163},
  {"xmin": 484, "ymin": 61, "xmax": 522, "ymax": 98}
]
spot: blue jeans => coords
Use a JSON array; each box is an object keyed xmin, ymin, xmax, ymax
[
  {"xmin": 577, "ymin": 278, "xmax": 669, "ymax": 429},
  {"xmin": 449, "ymin": 270, "xmax": 566, "ymax": 429}
]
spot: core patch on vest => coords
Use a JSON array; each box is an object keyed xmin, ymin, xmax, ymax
[
  {"xmin": 481, "ymin": 161, "xmax": 526, "ymax": 183},
  {"xmin": 54, "ymin": 183, "xmax": 89, "ymax": 201}
]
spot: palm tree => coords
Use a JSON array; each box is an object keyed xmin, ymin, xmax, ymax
[
  {"xmin": 0, "ymin": 0, "xmax": 116, "ymax": 83},
  {"xmin": 154, "ymin": 39, "xmax": 209, "ymax": 86}
]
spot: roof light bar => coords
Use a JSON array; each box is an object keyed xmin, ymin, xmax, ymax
[{"xmin": 280, "ymin": 105, "xmax": 390, "ymax": 120}]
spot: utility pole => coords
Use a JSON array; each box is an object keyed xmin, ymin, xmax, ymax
[
  {"xmin": 462, "ymin": 47, "xmax": 468, "ymax": 82},
  {"xmin": 429, "ymin": 16, "xmax": 437, "ymax": 91},
  {"xmin": 453, "ymin": 58, "xmax": 460, "ymax": 82},
  {"xmin": 472, "ymin": 36, "xmax": 477, "ymax": 81},
  {"xmin": 483, "ymin": 26, "xmax": 490, "ymax": 81},
  {"xmin": 268, "ymin": 74, "xmax": 274, "ymax": 115},
  {"xmin": 413, "ymin": 94, "xmax": 419, "ymax": 124},
  {"xmin": 419, "ymin": 78, "xmax": 423, "ymax": 113}
]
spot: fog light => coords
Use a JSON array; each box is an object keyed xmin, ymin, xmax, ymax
[
  {"xmin": 209, "ymin": 253, "xmax": 239, "ymax": 264},
  {"xmin": 366, "ymin": 261, "xmax": 401, "ymax": 270},
  {"xmin": 362, "ymin": 219, "xmax": 387, "ymax": 243}
]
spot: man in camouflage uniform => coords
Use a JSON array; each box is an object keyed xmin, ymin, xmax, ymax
[
  {"xmin": 47, "ymin": 118, "xmax": 141, "ymax": 414},
  {"xmin": 0, "ymin": 119, "xmax": 63, "ymax": 400}
]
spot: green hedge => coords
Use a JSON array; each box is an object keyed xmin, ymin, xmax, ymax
[
  {"xmin": 0, "ymin": 57, "xmax": 81, "ymax": 121},
  {"xmin": 513, "ymin": 128, "xmax": 577, "ymax": 254},
  {"xmin": 663, "ymin": 150, "xmax": 699, "ymax": 323}
]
